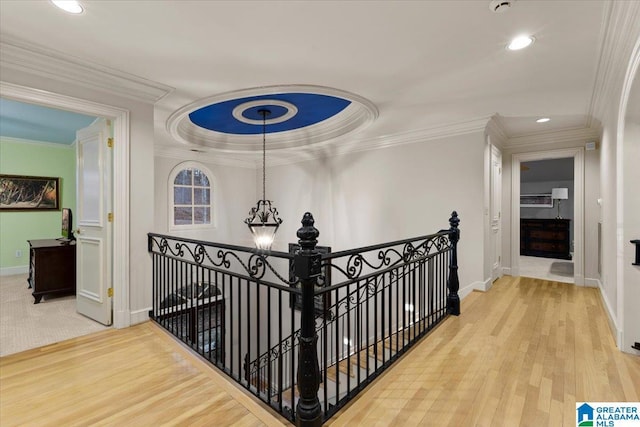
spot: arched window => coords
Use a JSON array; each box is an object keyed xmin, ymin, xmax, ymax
[{"xmin": 169, "ymin": 162, "xmax": 214, "ymax": 230}]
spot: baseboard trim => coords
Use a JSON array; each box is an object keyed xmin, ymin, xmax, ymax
[
  {"xmin": 0, "ymin": 265, "xmax": 28, "ymax": 276},
  {"xmin": 477, "ymin": 277, "xmax": 493, "ymax": 292},
  {"xmin": 130, "ymin": 307, "xmax": 150, "ymax": 325},
  {"xmin": 459, "ymin": 282, "xmax": 480, "ymax": 300},
  {"xmin": 597, "ymin": 279, "xmax": 623, "ymax": 348},
  {"xmin": 584, "ymin": 277, "xmax": 600, "ymax": 288},
  {"xmin": 502, "ymin": 267, "xmax": 512, "ymax": 276}
]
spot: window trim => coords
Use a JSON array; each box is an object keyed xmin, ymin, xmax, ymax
[{"xmin": 168, "ymin": 161, "xmax": 216, "ymax": 231}]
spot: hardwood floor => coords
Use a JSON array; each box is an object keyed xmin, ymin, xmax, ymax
[
  {"xmin": 0, "ymin": 322, "xmax": 287, "ymax": 427},
  {"xmin": 1, "ymin": 276, "xmax": 638, "ymax": 426},
  {"xmin": 326, "ymin": 276, "xmax": 640, "ymax": 426}
]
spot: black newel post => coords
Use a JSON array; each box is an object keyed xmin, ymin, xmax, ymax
[
  {"xmin": 294, "ymin": 212, "xmax": 323, "ymax": 427},
  {"xmin": 447, "ymin": 211, "xmax": 461, "ymax": 316}
]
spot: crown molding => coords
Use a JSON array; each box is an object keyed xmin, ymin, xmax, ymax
[
  {"xmin": 157, "ymin": 115, "xmax": 493, "ymax": 168},
  {"xmin": 484, "ymin": 114, "xmax": 508, "ymax": 149},
  {"xmin": 0, "ymin": 135, "xmax": 76, "ymax": 149},
  {"xmin": 332, "ymin": 115, "xmax": 492, "ymax": 156},
  {"xmin": 588, "ymin": 1, "xmax": 640, "ymax": 124},
  {"xmin": 505, "ymin": 127, "xmax": 600, "ymax": 149},
  {"xmin": 155, "ymin": 145, "xmax": 256, "ymax": 169},
  {"xmin": 264, "ymin": 115, "xmax": 492, "ymax": 167},
  {"xmin": 0, "ymin": 36, "xmax": 173, "ymax": 104}
]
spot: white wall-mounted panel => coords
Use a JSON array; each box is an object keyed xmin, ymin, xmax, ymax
[
  {"xmin": 78, "ymin": 132, "xmax": 102, "ymax": 226},
  {"xmin": 77, "ymin": 236, "xmax": 103, "ymax": 302}
]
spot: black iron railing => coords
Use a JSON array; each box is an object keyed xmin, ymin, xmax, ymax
[{"xmin": 148, "ymin": 211, "xmax": 461, "ymax": 426}]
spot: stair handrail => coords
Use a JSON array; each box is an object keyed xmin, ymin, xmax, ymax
[
  {"xmin": 245, "ymin": 269, "xmax": 401, "ymax": 389},
  {"xmin": 245, "ymin": 233, "xmax": 453, "ymax": 393}
]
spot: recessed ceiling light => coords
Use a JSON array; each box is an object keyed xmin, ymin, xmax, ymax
[
  {"xmin": 508, "ymin": 35, "xmax": 534, "ymax": 51},
  {"xmin": 51, "ymin": 1, "xmax": 84, "ymax": 14},
  {"xmin": 536, "ymin": 118, "xmax": 551, "ymax": 123}
]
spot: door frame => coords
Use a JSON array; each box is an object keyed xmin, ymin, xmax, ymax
[
  {"xmin": 511, "ymin": 147, "xmax": 585, "ymax": 285},
  {"xmin": 1, "ymin": 81, "xmax": 131, "ymax": 328},
  {"xmin": 490, "ymin": 143, "xmax": 503, "ymax": 282}
]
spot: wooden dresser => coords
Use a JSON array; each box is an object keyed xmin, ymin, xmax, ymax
[
  {"xmin": 520, "ymin": 218, "xmax": 571, "ymax": 260},
  {"xmin": 27, "ymin": 239, "xmax": 76, "ymax": 304}
]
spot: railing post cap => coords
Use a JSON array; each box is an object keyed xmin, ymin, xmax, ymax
[
  {"xmin": 449, "ymin": 211, "xmax": 460, "ymax": 228},
  {"xmin": 297, "ymin": 212, "xmax": 319, "ymax": 249}
]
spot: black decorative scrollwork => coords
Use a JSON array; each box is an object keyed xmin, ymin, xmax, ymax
[
  {"xmin": 326, "ymin": 232, "xmax": 452, "ymax": 284},
  {"xmin": 148, "ymin": 234, "xmax": 298, "ymax": 285}
]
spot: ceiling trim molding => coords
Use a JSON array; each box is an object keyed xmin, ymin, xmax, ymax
[
  {"xmin": 587, "ymin": 1, "xmax": 640, "ymax": 124},
  {"xmin": 0, "ymin": 36, "xmax": 173, "ymax": 104},
  {"xmin": 0, "ymin": 135, "xmax": 76, "ymax": 149},
  {"xmin": 154, "ymin": 145, "xmax": 256, "ymax": 169},
  {"xmin": 484, "ymin": 114, "xmax": 508, "ymax": 149},
  {"xmin": 158, "ymin": 115, "xmax": 492, "ymax": 168},
  {"xmin": 1, "ymin": 81, "xmax": 121, "ymax": 118},
  {"xmin": 331, "ymin": 115, "xmax": 492, "ymax": 156},
  {"xmin": 263, "ymin": 115, "xmax": 492, "ymax": 167},
  {"xmin": 505, "ymin": 127, "xmax": 600, "ymax": 149},
  {"xmin": 166, "ymin": 85, "xmax": 378, "ymax": 152}
]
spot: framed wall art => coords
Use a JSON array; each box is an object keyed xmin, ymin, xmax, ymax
[
  {"xmin": 0, "ymin": 174, "xmax": 60, "ymax": 211},
  {"xmin": 520, "ymin": 193, "xmax": 553, "ymax": 208}
]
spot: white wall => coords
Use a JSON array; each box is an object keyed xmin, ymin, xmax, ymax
[
  {"xmin": 621, "ymin": 51, "xmax": 640, "ymax": 354},
  {"xmin": 600, "ymin": 110, "xmax": 619, "ymax": 335},
  {"xmin": 268, "ymin": 131, "xmax": 487, "ymax": 298},
  {"xmin": 0, "ymin": 66, "xmax": 155, "ymax": 326},
  {"xmin": 591, "ymin": 12, "xmax": 639, "ymax": 352},
  {"xmin": 584, "ymin": 149, "xmax": 602, "ymax": 284},
  {"xmin": 154, "ymin": 156, "xmax": 256, "ymax": 246}
]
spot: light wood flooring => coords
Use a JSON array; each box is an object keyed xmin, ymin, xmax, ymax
[{"xmin": 1, "ymin": 276, "xmax": 638, "ymax": 426}]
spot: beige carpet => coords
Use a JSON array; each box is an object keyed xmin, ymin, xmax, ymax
[{"xmin": 0, "ymin": 274, "xmax": 109, "ymax": 357}]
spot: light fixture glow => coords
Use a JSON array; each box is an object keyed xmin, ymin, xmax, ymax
[
  {"xmin": 51, "ymin": 0, "xmax": 84, "ymax": 14},
  {"xmin": 536, "ymin": 117, "xmax": 550, "ymax": 123},
  {"xmin": 404, "ymin": 303, "xmax": 415, "ymax": 312},
  {"xmin": 508, "ymin": 35, "xmax": 534, "ymax": 51},
  {"xmin": 245, "ymin": 109, "xmax": 282, "ymax": 250}
]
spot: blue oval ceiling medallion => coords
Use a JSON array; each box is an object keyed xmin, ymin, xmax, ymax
[
  {"xmin": 167, "ymin": 85, "xmax": 378, "ymax": 152},
  {"xmin": 190, "ymin": 93, "xmax": 351, "ymax": 134}
]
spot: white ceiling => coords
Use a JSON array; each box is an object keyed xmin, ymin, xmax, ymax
[{"xmin": 0, "ymin": 0, "xmax": 612, "ymax": 154}]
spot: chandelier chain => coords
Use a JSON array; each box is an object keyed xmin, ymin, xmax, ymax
[{"xmin": 262, "ymin": 110, "xmax": 266, "ymax": 203}]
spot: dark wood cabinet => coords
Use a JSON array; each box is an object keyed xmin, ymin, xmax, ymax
[
  {"xmin": 27, "ymin": 239, "xmax": 76, "ymax": 304},
  {"xmin": 520, "ymin": 218, "xmax": 571, "ymax": 260}
]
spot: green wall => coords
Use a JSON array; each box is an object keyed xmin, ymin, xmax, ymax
[{"xmin": 0, "ymin": 139, "xmax": 76, "ymax": 271}]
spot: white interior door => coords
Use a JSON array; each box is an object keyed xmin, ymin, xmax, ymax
[
  {"xmin": 76, "ymin": 118, "xmax": 112, "ymax": 325},
  {"xmin": 490, "ymin": 145, "xmax": 502, "ymax": 281}
]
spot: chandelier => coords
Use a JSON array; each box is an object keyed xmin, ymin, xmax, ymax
[{"xmin": 244, "ymin": 109, "xmax": 282, "ymax": 250}]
